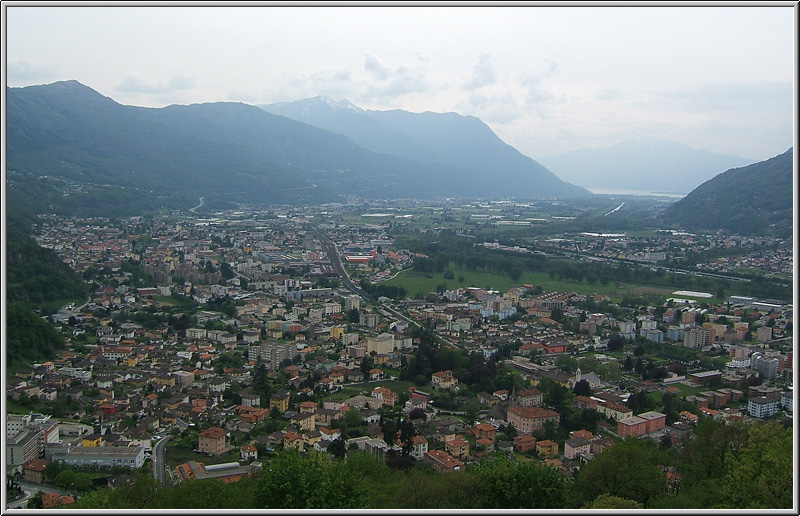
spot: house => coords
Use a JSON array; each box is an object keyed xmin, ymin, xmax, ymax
[
  {"xmin": 573, "ymin": 395, "xmax": 598, "ymax": 411},
  {"xmin": 617, "ymin": 416, "xmax": 647, "ymax": 438},
  {"xmin": 506, "ymin": 406, "xmax": 560, "ymax": 435},
  {"xmin": 41, "ymin": 493, "xmax": 75, "ymax": 508},
  {"xmin": 283, "ymin": 431, "xmax": 304, "ymax": 451},
  {"xmin": 289, "ymin": 411, "xmax": 315, "ymax": 432},
  {"xmin": 240, "ymin": 443, "xmax": 258, "ymax": 461},
  {"xmin": 748, "ymin": 396, "xmax": 779, "ymax": 418},
  {"xmin": 410, "ymin": 436, "xmax": 428, "ymax": 460},
  {"xmin": 430, "ymin": 370, "xmax": 459, "ymax": 391},
  {"xmin": 564, "ymin": 436, "xmax": 592, "ymax": 460},
  {"xmin": 197, "ymin": 426, "xmax": 227, "ymax": 455},
  {"xmin": 424, "ymin": 450, "xmax": 463, "ymax": 473},
  {"xmin": 22, "ymin": 458, "xmax": 49, "ymax": 483},
  {"xmin": 597, "ymin": 400, "xmax": 633, "ymax": 421},
  {"xmin": 513, "ymin": 435, "xmax": 537, "ymax": 453},
  {"xmin": 472, "ymin": 423, "xmax": 497, "ymax": 442},
  {"xmin": 590, "ymin": 436, "xmax": 614, "ymax": 455},
  {"xmin": 371, "ymin": 387, "xmax": 398, "ymax": 407},
  {"xmin": 270, "ymin": 390, "xmax": 290, "ymax": 413},
  {"xmin": 513, "ymin": 388, "xmax": 544, "ymax": 407},
  {"xmin": 477, "ymin": 391, "xmax": 500, "ymax": 407},
  {"xmin": 445, "ymin": 438, "xmax": 470, "ymax": 460},
  {"xmin": 536, "ymin": 439, "xmax": 559, "ymax": 458}
]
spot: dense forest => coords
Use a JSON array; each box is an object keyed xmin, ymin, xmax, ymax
[{"xmin": 65, "ymin": 418, "xmax": 791, "ymax": 509}]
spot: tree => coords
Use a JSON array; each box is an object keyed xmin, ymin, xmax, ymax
[
  {"xmin": 623, "ymin": 355, "xmax": 634, "ymax": 371},
  {"xmin": 327, "ymin": 437, "xmax": 346, "ymax": 458},
  {"xmin": 256, "ymin": 450, "xmax": 363, "ymax": 508},
  {"xmin": 720, "ymin": 422, "xmax": 793, "ymax": 508},
  {"xmin": 408, "ymin": 407, "xmax": 427, "ymax": 421},
  {"xmin": 584, "ymin": 494, "xmax": 644, "ymax": 509},
  {"xmin": 470, "ymin": 455, "xmax": 570, "ymax": 508},
  {"xmin": 607, "ymin": 335, "xmax": 624, "ymax": 351},
  {"xmin": 573, "ymin": 439, "xmax": 667, "ymax": 507},
  {"xmin": 360, "ymin": 356, "xmax": 373, "ymax": 383},
  {"xmin": 463, "ymin": 400, "xmax": 482, "ymax": 427},
  {"xmin": 573, "ymin": 379, "xmax": 592, "ymax": 397}
]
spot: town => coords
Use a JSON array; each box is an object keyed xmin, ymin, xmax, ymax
[{"xmin": 6, "ymin": 199, "xmax": 794, "ymax": 509}]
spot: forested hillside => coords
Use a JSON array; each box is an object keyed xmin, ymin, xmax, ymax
[
  {"xmin": 662, "ymin": 148, "xmax": 793, "ymax": 237},
  {"xmin": 6, "ymin": 205, "xmax": 90, "ymax": 369}
]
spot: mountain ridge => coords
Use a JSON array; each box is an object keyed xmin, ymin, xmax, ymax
[{"xmin": 6, "ymin": 81, "xmax": 587, "ymax": 217}]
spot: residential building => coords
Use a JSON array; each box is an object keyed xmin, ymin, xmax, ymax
[
  {"xmin": 748, "ymin": 396, "xmax": 779, "ymax": 419},
  {"xmin": 506, "ymin": 406, "xmax": 560, "ymax": 435},
  {"xmin": 51, "ymin": 446, "xmax": 144, "ymax": 469},
  {"xmin": 564, "ymin": 436, "xmax": 592, "ymax": 460},
  {"xmin": 198, "ymin": 426, "xmax": 227, "ymax": 455},
  {"xmin": 424, "ymin": 450, "xmax": 463, "ymax": 473},
  {"xmin": 536, "ymin": 439, "xmax": 558, "ymax": 458},
  {"xmin": 365, "ymin": 333, "xmax": 394, "ymax": 355},
  {"xmin": 684, "ymin": 327, "xmax": 711, "ymax": 348},
  {"xmin": 430, "ymin": 370, "xmax": 459, "ymax": 391}
]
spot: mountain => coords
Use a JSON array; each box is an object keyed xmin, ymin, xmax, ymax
[
  {"xmin": 6, "ymin": 82, "xmax": 587, "ymax": 217},
  {"xmin": 537, "ymin": 138, "xmax": 752, "ymax": 194},
  {"xmin": 261, "ymin": 97, "xmax": 588, "ymax": 198},
  {"xmin": 661, "ymin": 148, "xmax": 793, "ymax": 237}
]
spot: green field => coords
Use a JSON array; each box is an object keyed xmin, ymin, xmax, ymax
[
  {"xmin": 326, "ymin": 379, "xmax": 416, "ymax": 401},
  {"xmin": 381, "ymin": 264, "xmax": 660, "ymax": 300}
]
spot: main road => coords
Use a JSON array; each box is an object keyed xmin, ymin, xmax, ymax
[
  {"xmin": 152, "ymin": 435, "xmax": 172, "ymax": 485},
  {"xmin": 310, "ymin": 225, "xmax": 459, "ymax": 350},
  {"xmin": 310, "ymin": 226, "xmax": 373, "ymax": 300}
]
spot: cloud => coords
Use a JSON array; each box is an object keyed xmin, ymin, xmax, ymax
[
  {"xmin": 364, "ymin": 53, "xmax": 391, "ymax": 80},
  {"xmin": 594, "ymin": 89, "xmax": 629, "ymax": 101},
  {"xmin": 520, "ymin": 61, "xmax": 558, "ymax": 105},
  {"xmin": 116, "ymin": 74, "xmax": 195, "ymax": 94},
  {"xmin": 6, "ymin": 59, "xmax": 58, "ymax": 84},
  {"xmin": 459, "ymin": 92, "xmax": 524, "ymax": 124},
  {"xmin": 360, "ymin": 55, "xmax": 433, "ymax": 101},
  {"xmin": 462, "ymin": 52, "xmax": 496, "ymax": 91},
  {"xmin": 643, "ymin": 81, "xmax": 792, "ymax": 115}
]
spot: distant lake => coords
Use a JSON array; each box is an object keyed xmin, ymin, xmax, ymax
[{"xmin": 588, "ymin": 188, "xmax": 686, "ymax": 198}]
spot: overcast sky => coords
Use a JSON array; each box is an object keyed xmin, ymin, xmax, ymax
[{"xmin": 5, "ymin": 4, "xmax": 796, "ymax": 162}]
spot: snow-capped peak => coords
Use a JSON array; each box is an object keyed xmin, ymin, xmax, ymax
[{"xmin": 317, "ymin": 95, "xmax": 364, "ymax": 113}]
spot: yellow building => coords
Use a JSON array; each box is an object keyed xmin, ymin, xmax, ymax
[
  {"xmin": 365, "ymin": 333, "xmax": 394, "ymax": 355},
  {"xmin": 330, "ymin": 326, "xmax": 345, "ymax": 341},
  {"xmin": 270, "ymin": 391, "xmax": 290, "ymax": 413},
  {"xmin": 82, "ymin": 434, "xmax": 103, "ymax": 447}
]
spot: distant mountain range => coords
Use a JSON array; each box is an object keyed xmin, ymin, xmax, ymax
[
  {"xmin": 261, "ymin": 96, "xmax": 581, "ymax": 197},
  {"xmin": 538, "ymin": 138, "xmax": 753, "ymax": 194},
  {"xmin": 5, "ymin": 81, "xmax": 587, "ymax": 217},
  {"xmin": 662, "ymin": 148, "xmax": 793, "ymax": 238}
]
